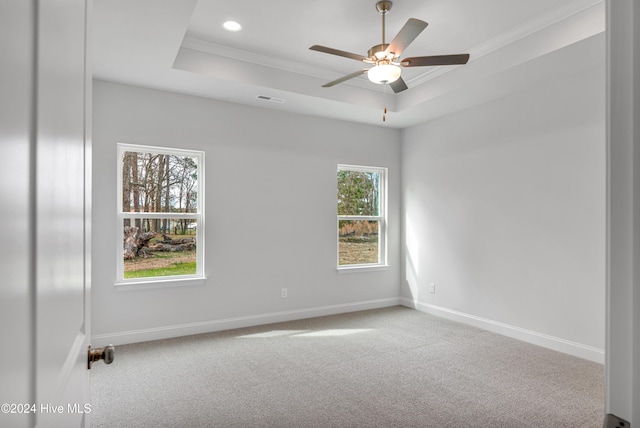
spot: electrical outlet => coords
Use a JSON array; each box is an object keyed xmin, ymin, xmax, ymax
[
  {"xmin": 429, "ymin": 283, "xmax": 436, "ymax": 294},
  {"xmin": 281, "ymin": 288, "xmax": 288, "ymax": 298}
]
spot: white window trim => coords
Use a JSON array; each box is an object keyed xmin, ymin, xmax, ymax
[
  {"xmin": 115, "ymin": 143, "xmax": 205, "ymax": 288},
  {"xmin": 337, "ymin": 164, "xmax": 388, "ymax": 272}
]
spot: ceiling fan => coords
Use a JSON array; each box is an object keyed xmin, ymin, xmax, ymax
[{"xmin": 310, "ymin": 1, "xmax": 470, "ymax": 93}]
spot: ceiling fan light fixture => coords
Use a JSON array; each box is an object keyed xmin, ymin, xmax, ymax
[{"xmin": 368, "ymin": 63, "xmax": 401, "ymax": 84}]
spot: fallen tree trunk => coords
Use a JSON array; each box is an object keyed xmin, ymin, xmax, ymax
[
  {"xmin": 123, "ymin": 228, "xmax": 196, "ymax": 259},
  {"xmin": 148, "ymin": 242, "xmax": 196, "ymax": 252},
  {"xmin": 149, "ymin": 234, "xmax": 196, "ymax": 252},
  {"xmin": 123, "ymin": 226, "xmax": 156, "ymax": 259}
]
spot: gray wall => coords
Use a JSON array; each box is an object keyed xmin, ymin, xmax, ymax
[
  {"xmin": 606, "ymin": 0, "xmax": 640, "ymax": 421},
  {"xmin": 92, "ymin": 33, "xmax": 607, "ymax": 365},
  {"xmin": 92, "ymin": 80, "xmax": 401, "ymax": 344},
  {"xmin": 400, "ymin": 34, "xmax": 606, "ymax": 362}
]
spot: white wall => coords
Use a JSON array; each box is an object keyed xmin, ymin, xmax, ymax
[
  {"xmin": 400, "ymin": 34, "xmax": 606, "ymax": 363},
  {"xmin": 606, "ymin": 0, "xmax": 640, "ymax": 422},
  {"xmin": 91, "ymin": 34, "xmax": 608, "ymax": 364},
  {"xmin": 1, "ymin": 2, "xmax": 35, "ymax": 425},
  {"xmin": 92, "ymin": 80, "xmax": 401, "ymax": 345}
]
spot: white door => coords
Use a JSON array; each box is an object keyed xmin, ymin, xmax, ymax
[{"xmin": 0, "ymin": 1, "xmax": 92, "ymax": 427}]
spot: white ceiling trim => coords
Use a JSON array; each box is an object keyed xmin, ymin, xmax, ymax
[
  {"xmin": 180, "ymin": 37, "xmax": 374, "ymax": 91},
  {"xmin": 180, "ymin": 0, "xmax": 604, "ymax": 94},
  {"xmin": 406, "ymin": 0, "xmax": 604, "ymax": 87},
  {"xmin": 182, "ymin": 37, "xmax": 320, "ymax": 77}
]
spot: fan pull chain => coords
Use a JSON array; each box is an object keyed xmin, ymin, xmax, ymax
[{"xmin": 382, "ymin": 83, "xmax": 388, "ymax": 122}]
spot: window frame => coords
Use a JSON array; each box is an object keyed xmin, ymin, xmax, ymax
[
  {"xmin": 336, "ymin": 164, "xmax": 388, "ymax": 272},
  {"xmin": 115, "ymin": 143, "xmax": 205, "ymax": 288}
]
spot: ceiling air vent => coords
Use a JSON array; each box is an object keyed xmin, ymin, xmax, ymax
[{"xmin": 256, "ymin": 95, "xmax": 286, "ymax": 104}]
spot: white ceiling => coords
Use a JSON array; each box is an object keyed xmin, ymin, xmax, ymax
[{"xmin": 92, "ymin": 0, "xmax": 605, "ymax": 129}]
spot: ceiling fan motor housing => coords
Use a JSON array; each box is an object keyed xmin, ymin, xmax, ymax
[{"xmin": 368, "ymin": 44, "xmax": 395, "ymax": 60}]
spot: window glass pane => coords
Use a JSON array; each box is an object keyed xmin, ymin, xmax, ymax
[
  {"xmin": 122, "ymin": 218, "xmax": 197, "ymax": 279},
  {"xmin": 122, "ymin": 151, "xmax": 199, "ymax": 213},
  {"xmin": 338, "ymin": 220, "xmax": 379, "ymax": 265},
  {"xmin": 337, "ymin": 170, "xmax": 380, "ymax": 216}
]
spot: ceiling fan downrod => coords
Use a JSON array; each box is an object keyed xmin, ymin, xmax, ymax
[{"xmin": 376, "ymin": 1, "xmax": 392, "ymax": 45}]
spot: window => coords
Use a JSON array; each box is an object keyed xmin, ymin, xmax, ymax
[
  {"xmin": 117, "ymin": 144, "xmax": 204, "ymax": 285},
  {"xmin": 337, "ymin": 164, "xmax": 387, "ymax": 269}
]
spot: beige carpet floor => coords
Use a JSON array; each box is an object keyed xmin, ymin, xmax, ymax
[{"xmin": 91, "ymin": 306, "xmax": 604, "ymax": 427}]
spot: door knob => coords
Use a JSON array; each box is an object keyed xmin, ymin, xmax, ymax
[{"xmin": 88, "ymin": 345, "xmax": 115, "ymax": 369}]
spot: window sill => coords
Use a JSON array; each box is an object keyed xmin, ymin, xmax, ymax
[
  {"xmin": 114, "ymin": 276, "xmax": 206, "ymax": 291},
  {"xmin": 337, "ymin": 265, "xmax": 389, "ymax": 274}
]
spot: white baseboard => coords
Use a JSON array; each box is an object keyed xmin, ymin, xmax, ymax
[
  {"xmin": 400, "ymin": 297, "xmax": 605, "ymax": 364},
  {"xmin": 91, "ymin": 297, "xmax": 400, "ymax": 347}
]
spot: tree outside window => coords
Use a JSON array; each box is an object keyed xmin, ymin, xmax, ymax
[
  {"xmin": 117, "ymin": 144, "xmax": 204, "ymax": 283},
  {"xmin": 337, "ymin": 165, "xmax": 387, "ymax": 267}
]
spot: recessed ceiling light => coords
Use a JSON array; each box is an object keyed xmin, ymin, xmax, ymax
[{"xmin": 223, "ymin": 21, "xmax": 242, "ymax": 32}]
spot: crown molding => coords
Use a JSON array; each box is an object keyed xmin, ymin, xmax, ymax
[
  {"xmin": 180, "ymin": 0, "xmax": 604, "ymax": 93},
  {"xmin": 407, "ymin": 0, "xmax": 604, "ymax": 86},
  {"xmin": 180, "ymin": 36, "xmax": 374, "ymax": 91}
]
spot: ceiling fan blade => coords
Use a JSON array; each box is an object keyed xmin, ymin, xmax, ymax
[
  {"xmin": 309, "ymin": 45, "xmax": 368, "ymax": 62},
  {"xmin": 389, "ymin": 77, "xmax": 408, "ymax": 93},
  {"xmin": 386, "ymin": 18, "xmax": 428, "ymax": 57},
  {"xmin": 401, "ymin": 54, "xmax": 470, "ymax": 67},
  {"xmin": 322, "ymin": 69, "xmax": 369, "ymax": 87}
]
